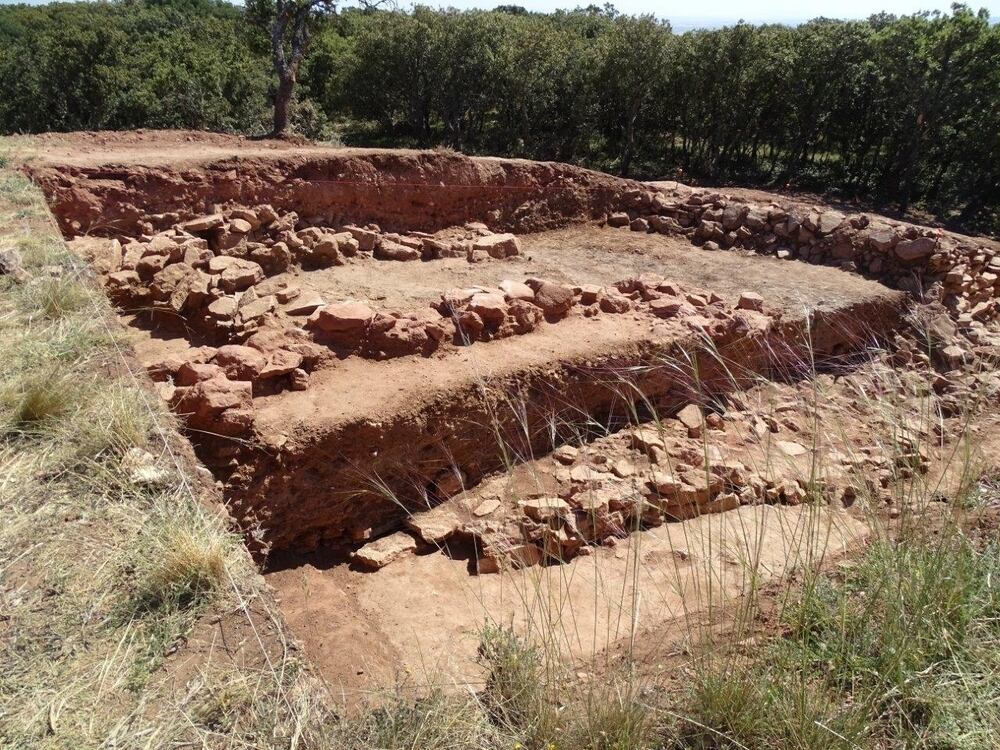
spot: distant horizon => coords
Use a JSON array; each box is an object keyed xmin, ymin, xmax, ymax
[
  {"xmin": 0, "ymin": 0, "xmax": 997, "ymax": 30},
  {"xmin": 409, "ymin": 0, "xmax": 997, "ymax": 30},
  {"xmin": 413, "ymin": 0, "xmax": 997, "ymax": 27}
]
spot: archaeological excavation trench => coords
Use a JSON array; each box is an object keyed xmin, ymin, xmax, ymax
[{"xmin": 27, "ymin": 145, "xmax": 1000, "ymax": 686}]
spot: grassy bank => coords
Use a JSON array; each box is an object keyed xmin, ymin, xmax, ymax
[{"xmin": 0, "ymin": 152, "xmax": 322, "ymax": 748}]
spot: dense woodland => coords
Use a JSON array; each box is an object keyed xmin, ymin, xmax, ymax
[{"xmin": 1, "ymin": 0, "xmax": 998, "ymax": 233}]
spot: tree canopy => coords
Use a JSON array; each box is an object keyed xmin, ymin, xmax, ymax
[{"xmin": 1, "ymin": 0, "xmax": 998, "ymax": 233}]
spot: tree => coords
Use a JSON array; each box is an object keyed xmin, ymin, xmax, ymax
[
  {"xmin": 595, "ymin": 15, "xmax": 671, "ymax": 175},
  {"xmin": 249, "ymin": 0, "xmax": 385, "ymax": 138},
  {"xmin": 0, "ymin": 1, "xmax": 270, "ymax": 134},
  {"xmin": 343, "ymin": 10, "xmax": 434, "ymax": 141},
  {"xmin": 3, "ymin": 2, "xmax": 999, "ymax": 234}
]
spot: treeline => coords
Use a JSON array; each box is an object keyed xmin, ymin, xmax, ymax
[
  {"xmin": 308, "ymin": 5, "xmax": 1000, "ymax": 226},
  {"xmin": 1, "ymin": 2, "xmax": 999, "ymax": 232},
  {"xmin": 0, "ymin": 0, "xmax": 269, "ymax": 133}
]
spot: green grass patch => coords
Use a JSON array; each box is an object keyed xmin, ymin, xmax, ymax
[
  {"xmin": 672, "ymin": 528, "xmax": 1000, "ymax": 749},
  {"xmin": 0, "ymin": 173, "xmax": 36, "ymax": 206}
]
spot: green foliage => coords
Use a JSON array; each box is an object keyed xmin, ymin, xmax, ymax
[
  {"xmin": 0, "ymin": 0, "xmax": 270, "ymax": 133},
  {"xmin": 1, "ymin": 2, "xmax": 998, "ymax": 229},
  {"xmin": 322, "ymin": 5, "xmax": 1000, "ymax": 230},
  {"xmin": 594, "ymin": 15, "xmax": 672, "ymax": 174}
]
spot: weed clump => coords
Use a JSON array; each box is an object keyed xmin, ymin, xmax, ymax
[
  {"xmin": 335, "ymin": 690, "xmax": 500, "ymax": 750},
  {"xmin": 15, "ymin": 234, "xmax": 69, "ymax": 269},
  {"xmin": 0, "ymin": 173, "xmax": 36, "ymax": 206}
]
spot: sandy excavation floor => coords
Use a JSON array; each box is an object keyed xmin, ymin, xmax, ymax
[
  {"xmin": 26, "ymin": 131, "xmax": 1000, "ymax": 699},
  {"xmin": 246, "ymin": 224, "xmax": 886, "ymax": 312},
  {"xmin": 270, "ymin": 504, "xmax": 867, "ymax": 695}
]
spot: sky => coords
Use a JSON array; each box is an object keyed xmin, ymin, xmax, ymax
[
  {"xmin": 0, "ymin": 0, "xmax": 997, "ymax": 29},
  {"xmin": 407, "ymin": 0, "xmax": 1000, "ymax": 30}
]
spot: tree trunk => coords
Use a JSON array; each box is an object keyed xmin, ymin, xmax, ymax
[
  {"xmin": 898, "ymin": 128, "xmax": 922, "ymax": 216},
  {"xmin": 620, "ymin": 111, "xmax": 637, "ymax": 177},
  {"xmin": 272, "ymin": 71, "xmax": 295, "ymax": 138}
]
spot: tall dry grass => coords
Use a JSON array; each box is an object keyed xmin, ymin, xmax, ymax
[{"xmin": 343, "ymin": 304, "xmax": 1000, "ymax": 749}]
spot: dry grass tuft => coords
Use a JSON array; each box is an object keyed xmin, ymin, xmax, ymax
[
  {"xmin": 72, "ymin": 381, "xmax": 157, "ymax": 458},
  {"xmin": 565, "ymin": 677, "xmax": 658, "ymax": 750},
  {"xmin": 2, "ymin": 370, "xmax": 76, "ymax": 429},
  {"xmin": 13, "ymin": 233, "xmax": 67, "ymax": 269},
  {"xmin": 334, "ymin": 691, "xmax": 500, "ymax": 750},
  {"xmin": 32, "ymin": 274, "xmax": 91, "ymax": 318},
  {"xmin": 0, "ymin": 172, "xmax": 36, "ymax": 206},
  {"xmin": 0, "ymin": 154, "xmax": 326, "ymax": 750},
  {"xmin": 134, "ymin": 513, "xmax": 232, "ymax": 609}
]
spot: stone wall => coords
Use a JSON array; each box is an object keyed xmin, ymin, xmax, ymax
[{"xmin": 612, "ymin": 183, "xmax": 1000, "ymax": 341}]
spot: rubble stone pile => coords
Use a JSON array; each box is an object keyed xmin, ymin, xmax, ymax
[
  {"xmin": 353, "ymin": 378, "xmax": 935, "ymax": 573},
  {"xmin": 89, "ymin": 205, "xmax": 524, "ymax": 343},
  {"xmin": 145, "ymin": 268, "xmax": 776, "ymax": 440},
  {"xmin": 146, "ymin": 329, "xmax": 325, "ymax": 436}
]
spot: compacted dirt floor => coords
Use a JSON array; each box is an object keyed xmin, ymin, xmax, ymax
[
  {"xmin": 238, "ymin": 224, "xmax": 884, "ymax": 312},
  {"xmin": 273, "ymin": 504, "xmax": 866, "ymax": 693}
]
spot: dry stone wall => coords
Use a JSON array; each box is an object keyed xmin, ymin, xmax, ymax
[
  {"xmin": 33, "ymin": 150, "xmax": 999, "ymax": 339},
  {"xmin": 612, "ymin": 184, "xmax": 1000, "ymax": 338}
]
